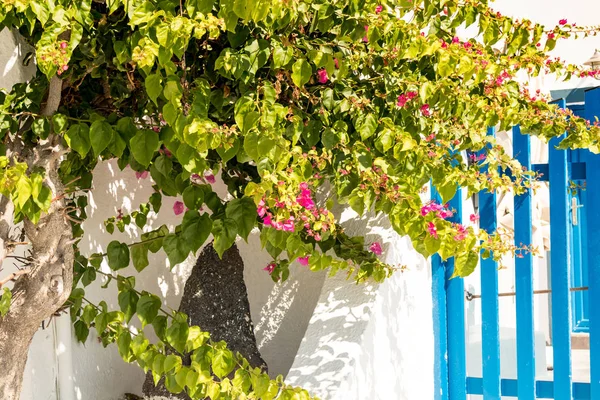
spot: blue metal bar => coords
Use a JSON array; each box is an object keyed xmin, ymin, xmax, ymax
[
  {"xmin": 512, "ymin": 125, "xmax": 536, "ymax": 400},
  {"xmin": 445, "ymin": 188, "xmax": 467, "ymax": 400},
  {"xmin": 466, "ymin": 377, "xmax": 590, "ymax": 399},
  {"xmin": 479, "ymin": 127, "xmax": 500, "ymax": 399},
  {"xmin": 584, "ymin": 87, "xmax": 600, "ymax": 398},
  {"xmin": 531, "ymin": 162, "xmax": 586, "ymax": 181},
  {"xmin": 548, "ymin": 98, "xmax": 573, "ymax": 399},
  {"xmin": 431, "ymin": 186, "xmax": 449, "ymax": 400}
]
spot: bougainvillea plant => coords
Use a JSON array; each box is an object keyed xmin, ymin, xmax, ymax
[{"xmin": 0, "ymin": 0, "xmax": 599, "ymax": 398}]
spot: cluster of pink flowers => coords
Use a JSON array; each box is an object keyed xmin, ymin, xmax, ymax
[
  {"xmin": 427, "ymin": 222, "xmax": 438, "ymax": 238},
  {"xmin": 420, "ymin": 104, "xmax": 432, "ymax": 117},
  {"xmin": 369, "ymin": 242, "xmax": 383, "ymax": 255},
  {"xmin": 190, "ymin": 171, "xmax": 216, "ymax": 184},
  {"xmin": 421, "ymin": 201, "xmax": 453, "ymax": 219},
  {"xmin": 38, "ymin": 41, "xmax": 70, "ymax": 76},
  {"xmin": 296, "ymin": 182, "xmax": 315, "ymax": 209},
  {"xmin": 453, "ymin": 224, "xmax": 468, "ymax": 241},
  {"xmin": 470, "ymin": 213, "xmax": 479, "ymax": 222},
  {"xmin": 317, "ymin": 69, "xmax": 329, "ymax": 84},
  {"xmin": 396, "ymin": 91, "xmax": 417, "ymax": 108},
  {"xmin": 136, "ymin": 170, "xmax": 149, "ymax": 180},
  {"xmin": 468, "ymin": 153, "xmax": 486, "ymax": 162},
  {"xmin": 258, "ymin": 199, "xmax": 296, "ymax": 232}
]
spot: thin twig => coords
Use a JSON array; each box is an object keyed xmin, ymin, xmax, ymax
[{"xmin": 0, "ymin": 268, "xmax": 31, "ymax": 288}]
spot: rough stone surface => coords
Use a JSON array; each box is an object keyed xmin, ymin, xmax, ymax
[{"xmin": 142, "ymin": 243, "xmax": 267, "ymax": 399}]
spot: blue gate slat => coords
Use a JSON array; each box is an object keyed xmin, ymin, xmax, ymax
[
  {"xmin": 584, "ymin": 87, "xmax": 600, "ymax": 397},
  {"xmin": 548, "ymin": 98, "xmax": 574, "ymax": 399},
  {"xmin": 445, "ymin": 189, "xmax": 467, "ymax": 399},
  {"xmin": 466, "ymin": 377, "xmax": 591, "ymax": 399},
  {"xmin": 431, "ymin": 186, "xmax": 449, "ymax": 400},
  {"xmin": 479, "ymin": 127, "xmax": 501, "ymax": 399},
  {"xmin": 531, "ymin": 162, "xmax": 586, "ymax": 181},
  {"xmin": 512, "ymin": 125, "xmax": 536, "ymax": 400}
]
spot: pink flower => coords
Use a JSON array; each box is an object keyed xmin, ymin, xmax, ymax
[
  {"xmin": 369, "ymin": 242, "xmax": 383, "ymax": 255},
  {"xmin": 60, "ymin": 41, "xmax": 68, "ymax": 49},
  {"xmin": 559, "ymin": 19, "xmax": 567, "ymax": 25},
  {"xmin": 334, "ymin": 58, "xmax": 339, "ymax": 69},
  {"xmin": 375, "ymin": 5, "xmax": 383, "ymax": 13},
  {"xmin": 257, "ymin": 199, "xmax": 267, "ymax": 217},
  {"xmin": 263, "ymin": 214, "xmax": 273, "ymax": 226},
  {"xmin": 548, "ymin": 32, "xmax": 556, "ymax": 40},
  {"xmin": 314, "ymin": 233, "xmax": 322, "ymax": 241},
  {"xmin": 204, "ymin": 173, "xmax": 216, "ymax": 184},
  {"xmin": 427, "ymin": 222, "xmax": 438, "ymax": 239},
  {"xmin": 173, "ymin": 201, "xmax": 185, "ymax": 215},
  {"xmin": 191, "ymin": 173, "xmax": 202, "ymax": 184},
  {"xmin": 282, "ymin": 219, "xmax": 295, "ymax": 232},
  {"xmin": 297, "ymin": 196, "xmax": 315, "ymax": 209},
  {"xmin": 470, "ymin": 213, "xmax": 479, "ymax": 222},
  {"xmin": 420, "ymin": 104, "xmax": 432, "ymax": 117},
  {"xmin": 407, "ymin": 91, "xmax": 417, "ymax": 99},
  {"xmin": 454, "ymin": 224, "xmax": 468, "ymax": 241},
  {"xmin": 363, "ymin": 25, "xmax": 369, "ymax": 43},
  {"xmin": 317, "ymin": 69, "xmax": 328, "ymax": 84},
  {"xmin": 438, "ymin": 209, "xmax": 454, "ymax": 219},
  {"xmin": 159, "ymin": 148, "xmax": 172, "ymax": 157},
  {"xmin": 297, "ymin": 256, "xmax": 310, "ymax": 266},
  {"xmin": 62, "ymin": 65, "xmax": 69, "ymax": 71},
  {"xmin": 452, "ymin": 36, "xmax": 460, "ymax": 44},
  {"xmin": 397, "ymin": 94, "xmax": 409, "ymax": 108},
  {"xmin": 136, "ymin": 170, "xmax": 148, "ymax": 180},
  {"xmin": 299, "ymin": 182, "xmax": 309, "ymax": 190},
  {"xmin": 263, "ymin": 262, "xmax": 276, "ymax": 274}
]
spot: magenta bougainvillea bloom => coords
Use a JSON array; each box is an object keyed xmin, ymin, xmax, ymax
[
  {"xmin": 297, "ymin": 255, "xmax": 310, "ymax": 266},
  {"xmin": 173, "ymin": 201, "xmax": 185, "ymax": 215},
  {"xmin": 204, "ymin": 172, "xmax": 216, "ymax": 184},
  {"xmin": 317, "ymin": 69, "xmax": 328, "ymax": 84},
  {"xmin": 375, "ymin": 5, "xmax": 383, "ymax": 14},
  {"xmin": 427, "ymin": 222, "xmax": 438, "ymax": 239},
  {"xmin": 420, "ymin": 104, "xmax": 432, "ymax": 117},
  {"xmin": 454, "ymin": 224, "xmax": 468, "ymax": 241},
  {"xmin": 135, "ymin": 170, "xmax": 148, "ymax": 180},
  {"xmin": 470, "ymin": 213, "xmax": 480, "ymax": 222},
  {"xmin": 559, "ymin": 19, "xmax": 567, "ymax": 25},
  {"xmin": 263, "ymin": 262, "xmax": 276, "ymax": 274},
  {"xmin": 369, "ymin": 242, "xmax": 383, "ymax": 255}
]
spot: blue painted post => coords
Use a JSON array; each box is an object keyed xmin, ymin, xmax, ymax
[
  {"xmin": 431, "ymin": 185, "xmax": 449, "ymax": 400},
  {"xmin": 479, "ymin": 127, "xmax": 501, "ymax": 399},
  {"xmin": 445, "ymin": 188, "xmax": 467, "ymax": 400},
  {"xmin": 548, "ymin": 98, "xmax": 573, "ymax": 399},
  {"xmin": 513, "ymin": 125, "xmax": 536, "ymax": 400},
  {"xmin": 584, "ymin": 87, "xmax": 600, "ymax": 398}
]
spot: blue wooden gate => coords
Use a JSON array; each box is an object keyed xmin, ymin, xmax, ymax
[{"xmin": 433, "ymin": 86, "xmax": 600, "ymax": 400}]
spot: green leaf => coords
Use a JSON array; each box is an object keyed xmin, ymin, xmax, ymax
[
  {"xmin": 291, "ymin": 59, "xmax": 312, "ymax": 87},
  {"xmin": 245, "ymin": 39, "xmax": 271, "ymax": 74},
  {"xmin": 0, "ymin": 288, "xmax": 11, "ymax": 317},
  {"xmin": 74, "ymin": 320, "xmax": 89, "ymax": 342},
  {"xmin": 182, "ymin": 186, "xmax": 205, "ymax": 210},
  {"xmin": 130, "ymin": 243, "xmax": 150, "ymax": 272},
  {"xmin": 136, "ymin": 294, "xmax": 162, "ymax": 327},
  {"xmin": 153, "ymin": 315, "xmax": 168, "ymax": 340},
  {"xmin": 163, "ymin": 234, "xmax": 191, "ymax": 266},
  {"xmin": 107, "ymin": 241, "xmax": 130, "ymax": 270},
  {"xmin": 118, "ymin": 289, "xmax": 139, "ymax": 323},
  {"xmin": 117, "ymin": 331, "xmax": 133, "ymax": 362},
  {"xmin": 145, "ymin": 74, "xmax": 162, "ymax": 106},
  {"xmin": 225, "ymin": 197, "xmax": 256, "ymax": 240},
  {"xmin": 212, "ymin": 218, "xmax": 238, "ymax": 258},
  {"xmin": 211, "ymin": 347, "xmax": 235, "ymax": 379},
  {"xmin": 357, "ymin": 114, "xmax": 377, "ymax": 140},
  {"xmin": 166, "ymin": 320, "xmax": 189, "ymax": 354},
  {"xmin": 233, "ymin": 369, "xmax": 252, "ymax": 393},
  {"xmin": 164, "ymin": 354, "xmax": 183, "ymax": 373},
  {"xmin": 130, "ymin": 130, "xmax": 159, "ymax": 167},
  {"xmin": 65, "ymin": 124, "xmax": 91, "ymax": 157},
  {"xmin": 90, "ymin": 120, "xmax": 114, "ymax": 156},
  {"xmin": 273, "ymin": 44, "xmax": 293, "ymax": 69},
  {"xmin": 32, "ymin": 118, "xmax": 50, "ymax": 139},
  {"xmin": 182, "ymin": 211, "xmax": 213, "ymax": 253}
]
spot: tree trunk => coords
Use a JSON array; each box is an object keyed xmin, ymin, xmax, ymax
[
  {"xmin": 143, "ymin": 242, "xmax": 267, "ymax": 399},
  {"xmin": 0, "ymin": 74, "xmax": 74, "ymax": 399}
]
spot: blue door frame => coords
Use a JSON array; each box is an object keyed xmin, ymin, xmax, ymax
[{"xmin": 433, "ymin": 86, "xmax": 600, "ymax": 400}]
